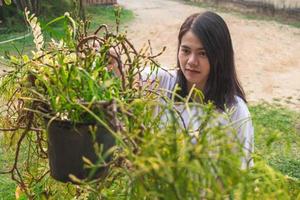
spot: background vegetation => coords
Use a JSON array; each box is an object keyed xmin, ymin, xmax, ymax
[
  {"xmin": 181, "ymin": 0, "xmax": 300, "ymax": 28},
  {"xmin": 250, "ymin": 103, "xmax": 300, "ymax": 179},
  {"xmin": 0, "ymin": 0, "xmax": 74, "ymax": 33},
  {"xmin": 0, "ymin": 1, "xmax": 299, "ymax": 199},
  {"xmin": 1, "ymin": 102, "xmax": 299, "ymax": 199},
  {"xmin": 0, "ymin": 1, "xmax": 134, "ymax": 55}
]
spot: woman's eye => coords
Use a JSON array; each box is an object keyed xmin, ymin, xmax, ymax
[
  {"xmin": 181, "ymin": 48, "xmax": 190, "ymax": 54},
  {"xmin": 198, "ymin": 51, "xmax": 207, "ymax": 57}
]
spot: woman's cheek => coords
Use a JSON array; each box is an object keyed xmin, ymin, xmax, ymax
[{"xmin": 178, "ymin": 54, "xmax": 187, "ymax": 69}]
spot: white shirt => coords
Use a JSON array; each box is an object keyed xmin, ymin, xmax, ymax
[{"xmin": 142, "ymin": 68, "xmax": 254, "ymax": 168}]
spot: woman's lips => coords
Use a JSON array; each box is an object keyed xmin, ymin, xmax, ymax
[{"xmin": 185, "ymin": 68, "xmax": 201, "ymax": 73}]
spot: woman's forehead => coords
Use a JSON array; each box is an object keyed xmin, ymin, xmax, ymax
[{"xmin": 181, "ymin": 31, "xmax": 204, "ymax": 49}]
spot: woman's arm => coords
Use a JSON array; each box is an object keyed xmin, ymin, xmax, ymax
[{"xmin": 231, "ymin": 97, "xmax": 254, "ymax": 169}]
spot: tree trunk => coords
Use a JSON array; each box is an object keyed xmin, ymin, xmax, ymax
[
  {"xmin": 31, "ymin": 0, "xmax": 39, "ymax": 15},
  {"xmin": 25, "ymin": 0, "xmax": 33, "ymax": 13},
  {"xmin": 36, "ymin": 0, "xmax": 39, "ymax": 15},
  {"xmin": 0, "ymin": 7, "xmax": 3, "ymax": 23},
  {"xmin": 12, "ymin": 0, "xmax": 20, "ymax": 10},
  {"xmin": 19, "ymin": 0, "xmax": 26, "ymax": 10},
  {"xmin": 79, "ymin": 0, "xmax": 86, "ymax": 21}
]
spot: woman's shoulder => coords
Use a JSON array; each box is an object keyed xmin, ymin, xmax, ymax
[
  {"xmin": 231, "ymin": 96, "xmax": 251, "ymax": 122},
  {"xmin": 141, "ymin": 67, "xmax": 177, "ymax": 90},
  {"xmin": 157, "ymin": 68, "xmax": 177, "ymax": 89}
]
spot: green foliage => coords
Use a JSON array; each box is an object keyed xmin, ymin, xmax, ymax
[
  {"xmin": 29, "ymin": 100, "xmax": 297, "ymax": 199},
  {"xmin": 86, "ymin": 5, "xmax": 134, "ymax": 31},
  {"xmin": 0, "ymin": 175, "xmax": 16, "ymax": 200},
  {"xmin": 0, "ymin": 99, "xmax": 288, "ymax": 199},
  {"xmin": 98, "ymin": 100, "xmax": 299, "ymax": 199},
  {"xmin": 1, "ymin": 7, "xmax": 300, "ymax": 200},
  {"xmin": 4, "ymin": 0, "xmax": 12, "ymax": 5},
  {"xmin": 250, "ymin": 103, "xmax": 299, "ymax": 134},
  {"xmin": 0, "ymin": 8, "xmax": 149, "ymax": 123},
  {"xmin": 118, "ymin": 102, "xmax": 243, "ymax": 199},
  {"xmin": 0, "ymin": 33, "xmax": 35, "ymax": 57},
  {"xmin": 0, "ymin": 5, "xmax": 134, "ymax": 56},
  {"xmin": 0, "ymin": 9, "xmax": 162, "ymax": 198},
  {"xmin": 39, "ymin": 0, "xmax": 74, "ymax": 20},
  {"xmin": 0, "ymin": 0, "xmax": 74, "ymax": 33},
  {"xmin": 0, "ymin": 5, "xmax": 25, "ymax": 32},
  {"xmin": 269, "ymin": 156, "xmax": 300, "ymax": 179},
  {"xmin": 1, "ymin": 97, "xmax": 300, "ymax": 198},
  {"xmin": 250, "ymin": 103, "xmax": 300, "ymax": 180}
]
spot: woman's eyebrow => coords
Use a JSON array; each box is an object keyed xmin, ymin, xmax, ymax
[
  {"xmin": 180, "ymin": 45, "xmax": 190, "ymax": 49},
  {"xmin": 180, "ymin": 45, "xmax": 205, "ymax": 50}
]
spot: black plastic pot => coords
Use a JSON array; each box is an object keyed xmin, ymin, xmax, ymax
[{"xmin": 46, "ymin": 119, "xmax": 115, "ymax": 183}]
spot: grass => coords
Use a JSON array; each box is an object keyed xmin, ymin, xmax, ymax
[
  {"xmin": 0, "ymin": 135, "xmax": 18, "ymax": 200},
  {"xmin": 249, "ymin": 103, "xmax": 300, "ymax": 179},
  {"xmin": 0, "ymin": 175, "xmax": 16, "ymax": 200},
  {"xmin": 0, "ymin": 5, "xmax": 134, "ymax": 56},
  {"xmin": 86, "ymin": 5, "xmax": 134, "ymax": 32},
  {"xmin": 0, "ymin": 33, "xmax": 35, "ymax": 57},
  {"xmin": 178, "ymin": 0, "xmax": 300, "ymax": 28}
]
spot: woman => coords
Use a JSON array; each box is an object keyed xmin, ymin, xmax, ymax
[{"xmin": 110, "ymin": 11, "xmax": 254, "ymax": 168}]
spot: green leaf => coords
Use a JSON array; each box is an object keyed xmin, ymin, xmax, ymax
[
  {"xmin": 4, "ymin": 0, "xmax": 11, "ymax": 5},
  {"xmin": 44, "ymin": 15, "xmax": 66, "ymax": 28}
]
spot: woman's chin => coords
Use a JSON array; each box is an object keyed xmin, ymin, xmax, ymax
[{"xmin": 185, "ymin": 75, "xmax": 201, "ymax": 84}]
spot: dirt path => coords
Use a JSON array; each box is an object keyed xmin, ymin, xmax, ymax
[{"xmin": 118, "ymin": 0, "xmax": 300, "ymax": 110}]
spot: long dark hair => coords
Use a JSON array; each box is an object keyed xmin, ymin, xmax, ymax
[{"xmin": 175, "ymin": 11, "xmax": 246, "ymax": 111}]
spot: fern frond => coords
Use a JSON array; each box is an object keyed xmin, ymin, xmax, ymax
[{"xmin": 25, "ymin": 7, "xmax": 44, "ymax": 51}]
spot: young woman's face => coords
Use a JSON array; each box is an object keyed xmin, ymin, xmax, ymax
[{"xmin": 178, "ymin": 31, "xmax": 210, "ymax": 90}]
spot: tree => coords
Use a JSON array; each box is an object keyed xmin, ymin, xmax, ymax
[
  {"xmin": 11, "ymin": 0, "xmax": 40, "ymax": 15},
  {"xmin": 0, "ymin": 0, "xmax": 77, "ymax": 30},
  {"xmin": 79, "ymin": 0, "xmax": 86, "ymax": 21}
]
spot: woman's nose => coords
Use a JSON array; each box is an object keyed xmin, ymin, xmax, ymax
[{"xmin": 187, "ymin": 53, "xmax": 198, "ymax": 66}]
